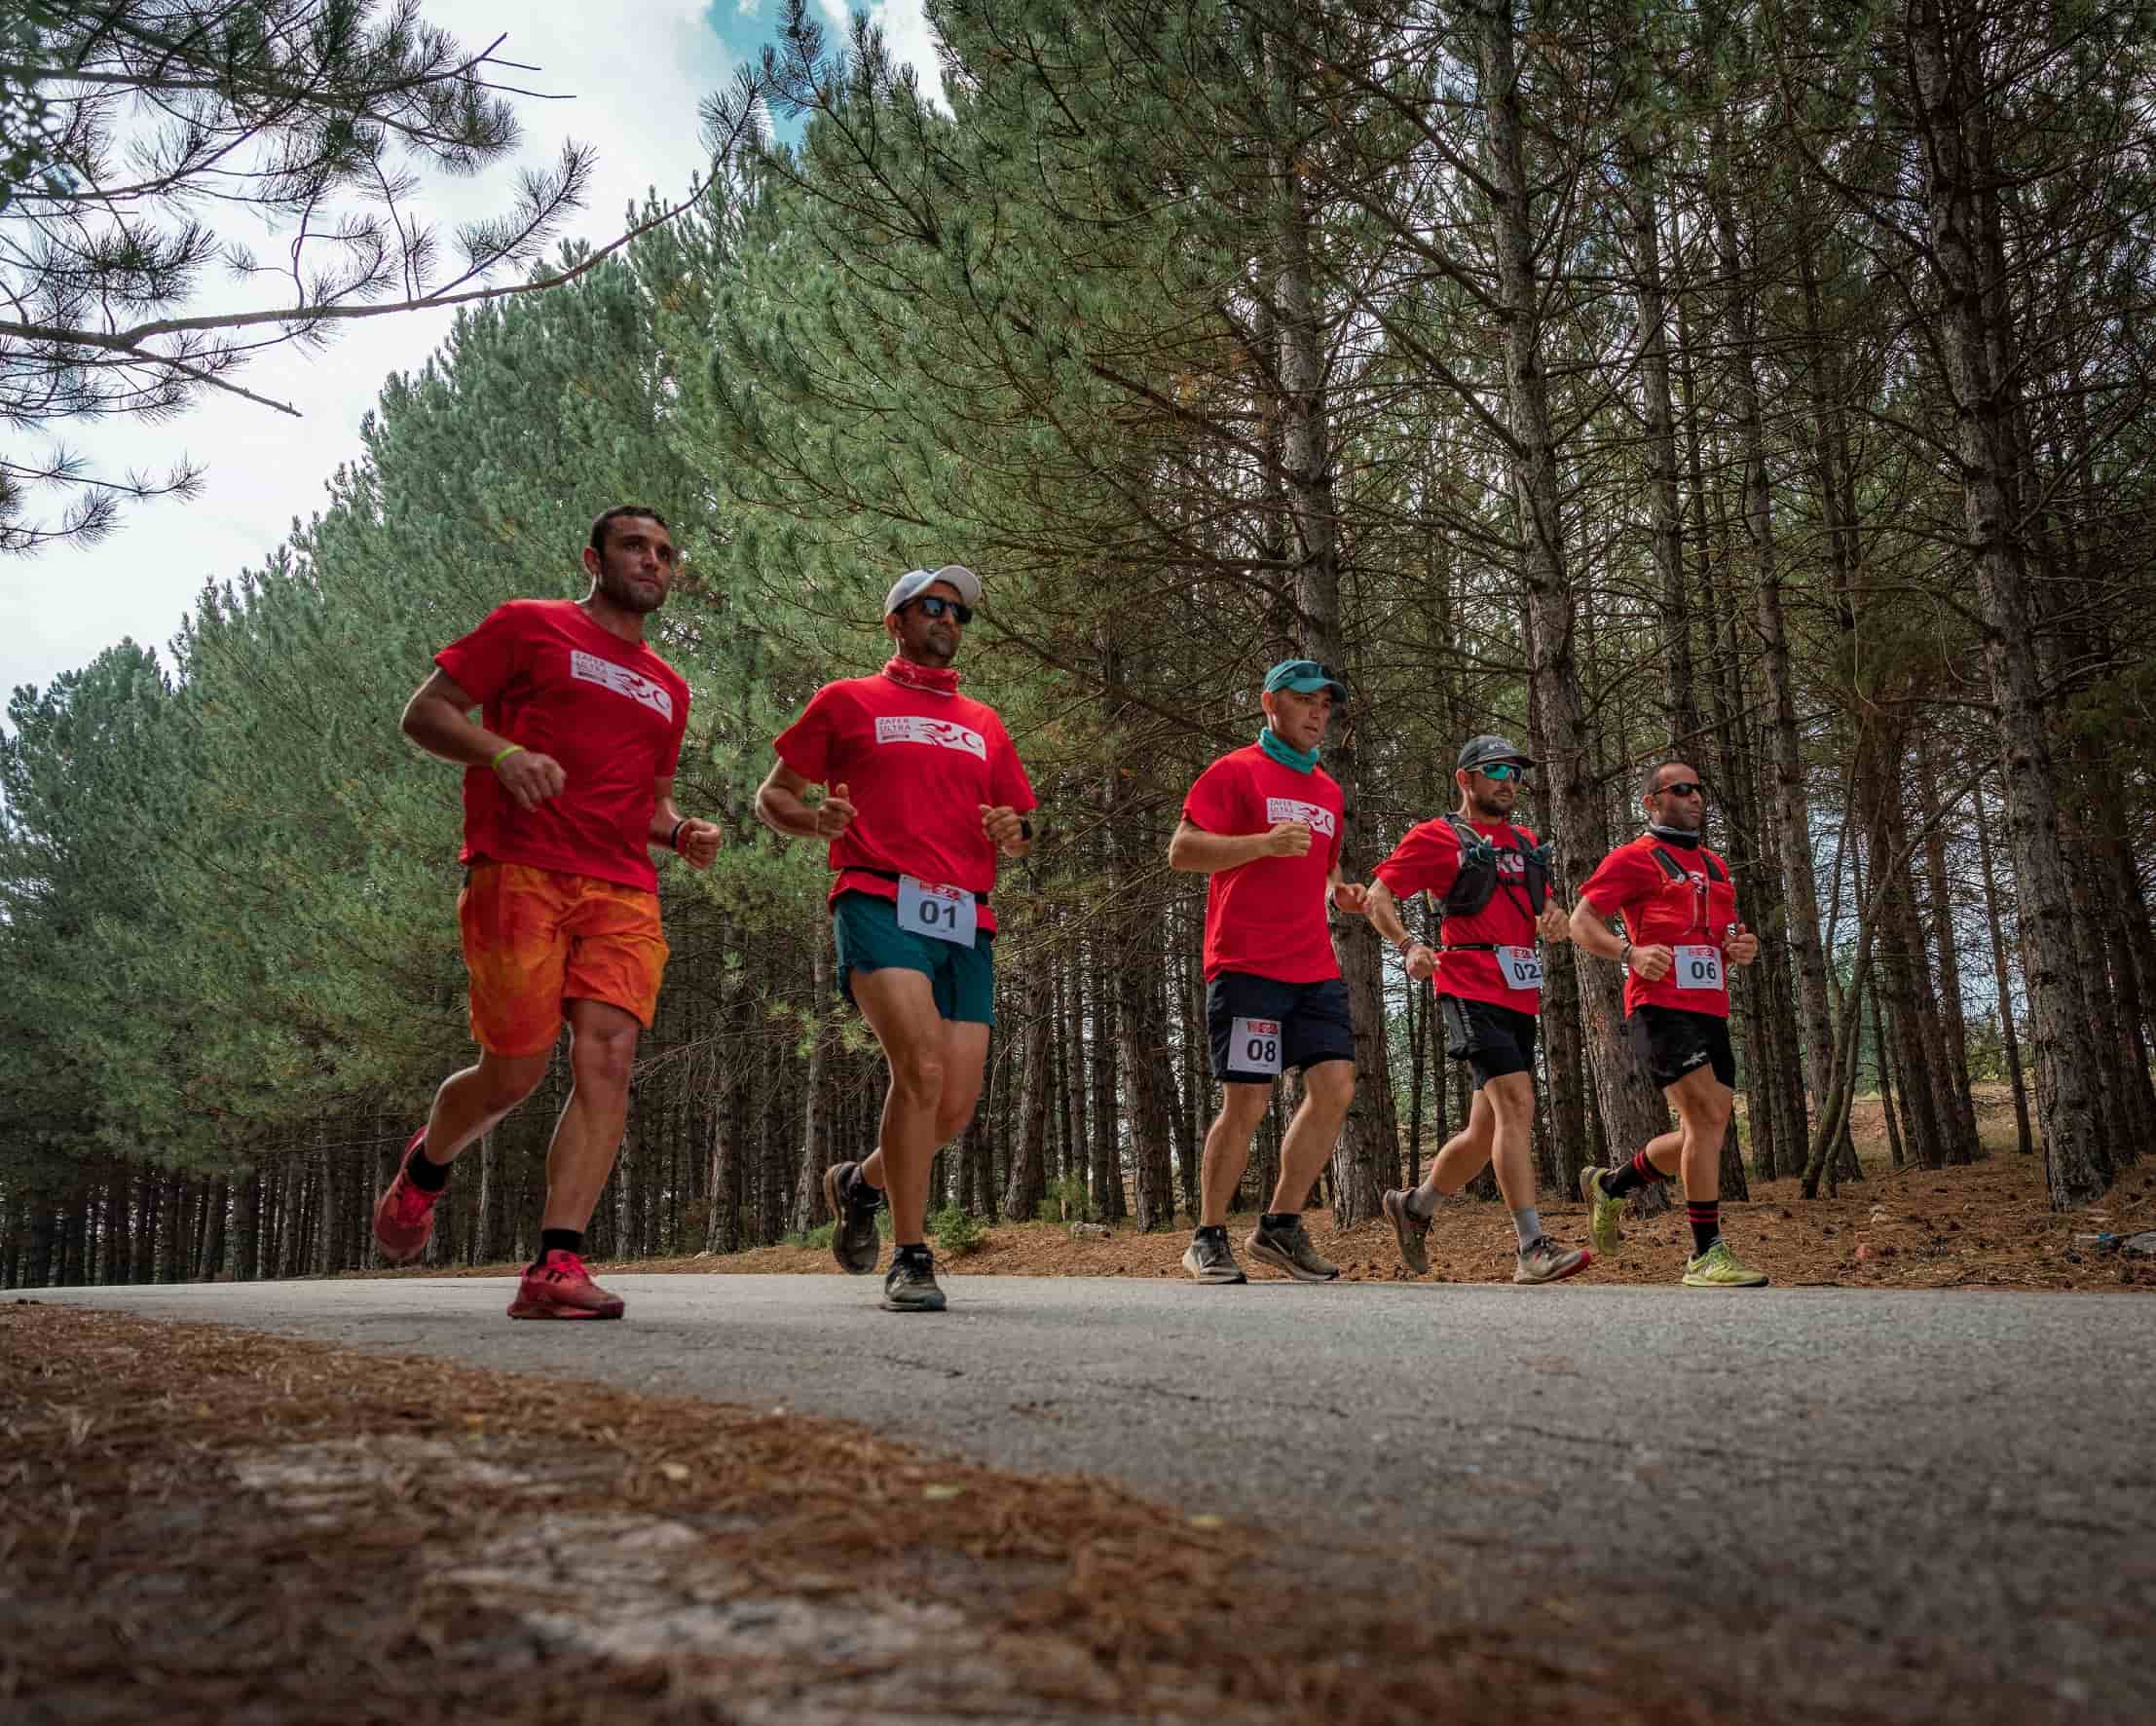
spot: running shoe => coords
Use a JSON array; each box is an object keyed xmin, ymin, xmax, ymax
[
  {"xmin": 1245, "ymin": 1216, "xmax": 1341, "ymax": 1282},
  {"xmin": 1513, "ymin": 1237, "xmax": 1591, "ymax": 1285},
  {"xmin": 507, "ymin": 1250, "xmax": 627, "ymax": 1319},
  {"xmin": 1579, "ymin": 1163, "xmax": 1624, "ymax": 1257},
  {"xmin": 823, "ymin": 1159, "xmax": 884, "ymax": 1276},
  {"xmin": 1182, "ymin": 1228, "xmax": 1247, "ymax": 1284},
  {"xmin": 881, "ymin": 1247, "xmax": 947, "ymax": 1313},
  {"xmin": 1681, "ymin": 1239, "xmax": 1769, "ymax": 1288},
  {"xmin": 1381, "ymin": 1187, "xmax": 1432, "ymax": 1275},
  {"xmin": 371, "ymin": 1126, "xmax": 442, "ymax": 1264}
]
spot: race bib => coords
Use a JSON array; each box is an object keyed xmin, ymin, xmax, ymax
[
  {"xmin": 897, "ymin": 875, "xmax": 978, "ymax": 949},
  {"xmin": 1230, "ymin": 1016, "xmax": 1283, "ymax": 1076},
  {"xmin": 1497, "ymin": 944, "xmax": 1543, "ymax": 991},
  {"xmin": 1674, "ymin": 944, "xmax": 1724, "ymax": 991}
]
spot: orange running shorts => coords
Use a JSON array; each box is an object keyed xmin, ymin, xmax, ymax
[{"xmin": 458, "ymin": 862, "xmax": 669, "ymax": 1057}]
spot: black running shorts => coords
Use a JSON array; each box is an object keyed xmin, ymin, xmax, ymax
[
  {"xmin": 1629, "ymin": 1004, "xmax": 1736, "ymax": 1091},
  {"xmin": 1437, "ymin": 995, "xmax": 1539, "ymax": 1092},
  {"xmin": 1207, "ymin": 972, "xmax": 1356, "ymax": 1083}
]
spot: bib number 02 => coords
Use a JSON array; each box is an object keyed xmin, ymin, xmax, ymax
[
  {"xmin": 897, "ymin": 875, "xmax": 978, "ymax": 949},
  {"xmin": 1230, "ymin": 1016, "xmax": 1283, "ymax": 1077},
  {"xmin": 1674, "ymin": 943, "xmax": 1724, "ymax": 991},
  {"xmin": 1497, "ymin": 944, "xmax": 1543, "ymax": 991}
]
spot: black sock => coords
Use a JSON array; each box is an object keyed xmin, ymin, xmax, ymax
[
  {"xmin": 894, "ymin": 1242, "xmax": 933, "ymax": 1264},
  {"xmin": 534, "ymin": 1228, "xmax": 583, "ymax": 1269},
  {"xmin": 1603, "ymin": 1150, "xmax": 1668, "ymax": 1201},
  {"xmin": 843, "ymin": 1165, "xmax": 883, "ymax": 1209},
  {"xmin": 403, "ymin": 1142, "xmax": 450, "ymax": 1192},
  {"xmin": 1194, "ymin": 1223, "xmax": 1227, "ymax": 1242},
  {"xmin": 1687, "ymin": 1202, "xmax": 1721, "ymax": 1257},
  {"xmin": 1260, "ymin": 1211, "xmax": 1300, "ymax": 1231}
]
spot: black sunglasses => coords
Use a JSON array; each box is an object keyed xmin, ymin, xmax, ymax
[
  {"xmin": 1654, "ymin": 779, "xmax": 1707, "ymax": 800},
  {"xmin": 907, "ymin": 595, "xmax": 974, "ymax": 624}
]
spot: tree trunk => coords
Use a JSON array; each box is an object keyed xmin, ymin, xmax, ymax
[{"xmin": 1906, "ymin": 0, "xmax": 2106, "ymax": 1205}]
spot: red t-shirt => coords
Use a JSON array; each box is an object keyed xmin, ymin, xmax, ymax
[
  {"xmin": 435, "ymin": 599, "xmax": 689, "ymax": 894},
  {"xmin": 771, "ymin": 673, "xmax": 1035, "ymax": 936},
  {"xmin": 1580, "ymin": 833, "xmax": 1740, "ymax": 1018},
  {"xmin": 1372, "ymin": 815, "xmax": 1546, "ymax": 1012},
  {"xmin": 1181, "ymin": 745, "xmax": 1345, "ymax": 984}
]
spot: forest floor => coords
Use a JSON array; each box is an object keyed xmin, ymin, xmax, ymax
[
  {"xmin": 631, "ymin": 1094, "xmax": 2156, "ymax": 1294},
  {"xmin": 5, "ymin": 1301, "xmax": 1858, "ymax": 1726}
]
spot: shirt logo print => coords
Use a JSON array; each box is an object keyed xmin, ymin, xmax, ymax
[
  {"xmin": 569, "ymin": 650, "xmax": 673, "ymax": 720},
  {"xmin": 1265, "ymin": 796, "xmax": 1338, "ymax": 839},
  {"xmin": 874, "ymin": 715, "xmax": 987, "ymax": 760}
]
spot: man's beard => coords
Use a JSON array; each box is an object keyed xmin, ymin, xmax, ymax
[
  {"xmin": 1470, "ymin": 789, "xmax": 1511, "ymax": 820},
  {"xmin": 600, "ymin": 567, "xmax": 665, "ymax": 614}
]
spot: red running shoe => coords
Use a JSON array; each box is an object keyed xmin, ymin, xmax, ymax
[
  {"xmin": 507, "ymin": 1251, "xmax": 626, "ymax": 1321},
  {"xmin": 372, "ymin": 1126, "xmax": 443, "ymax": 1264}
]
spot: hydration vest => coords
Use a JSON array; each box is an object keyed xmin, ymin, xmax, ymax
[
  {"xmin": 1436, "ymin": 813, "xmax": 1551, "ymax": 923},
  {"xmin": 1650, "ymin": 844, "xmax": 1725, "ymax": 884}
]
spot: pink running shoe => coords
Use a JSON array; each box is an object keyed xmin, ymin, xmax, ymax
[
  {"xmin": 371, "ymin": 1126, "xmax": 443, "ymax": 1264},
  {"xmin": 507, "ymin": 1251, "xmax": 626, "ymax": 1321}
]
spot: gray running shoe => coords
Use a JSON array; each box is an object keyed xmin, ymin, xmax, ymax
[
  {"xmin": 1381, "ymin": 1188, "xmax": 1432, "ymax": 1275},
  {"xmin": 1182, "ymin": 1228, "xmax": 1247, "ymax": 1284},
  {"xmin": 881, "ymin": 1247, "xmax": 947, "ymax": 1312},
  {"xmin": 1513, "ymin": 1236, "xmax": 1591, "ymax": 1285},
  {"xmin": 1579, "ymin": 1163, "xmax": 1623, "ymax": 1257},
  {"xmin": 824, "ymin": 1159, "xmax": 883, "ymax": 1276},
  {"xmin": 1245, "ymin": 1216, "xmax": 1341, "ymax": 1282}
]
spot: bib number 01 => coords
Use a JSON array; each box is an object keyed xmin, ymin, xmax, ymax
[
  {"xmin": 1230, "ymin": 1016, "xmax": 1283, "ymax": 1077},
  {"xmin": 1674, "ymin": 943, "xmax": 1724, "ymax": 991},
  {"xmin": 898, "ymin": 875, "xmax": 978, "ymax": 949}
]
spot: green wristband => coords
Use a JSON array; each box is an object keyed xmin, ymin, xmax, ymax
[{"xmin": 490, "ymin": 743, "xmax": 525, "ymax": 771}]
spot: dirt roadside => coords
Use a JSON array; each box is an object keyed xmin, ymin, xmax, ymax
[{"xmin": 2, "ymin": 1303, "xmax": 2106, "ymax": 1726}]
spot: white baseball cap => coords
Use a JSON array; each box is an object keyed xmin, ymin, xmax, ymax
[{"xmin": 884, "ymin": 564, "xmax": 983, "ymax": 616}]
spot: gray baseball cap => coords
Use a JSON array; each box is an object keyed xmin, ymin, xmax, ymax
[
  {"xmin": 1457, "ymin": 733, "xmax": 1537, "ymax": 771},
  {"xmin": 884, "ymin": 564, "xmax": 983, "ymax": 616}
]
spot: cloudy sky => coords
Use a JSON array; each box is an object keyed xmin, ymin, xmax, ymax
[{"xmin": 3, "ymin": 0, "xmax": 942, "ymax": 714}]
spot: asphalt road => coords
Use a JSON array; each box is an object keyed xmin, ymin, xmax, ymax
[{"xmin": 33, "ymin": 1274, "xmax": 2156, "ymax": 1720}]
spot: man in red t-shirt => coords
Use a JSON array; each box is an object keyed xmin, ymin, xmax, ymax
[
  {"xmin": 1171, "ymin": 658, "xmax": 1368, "ymax": 1286},
  {"xmin": 756, "ymin": 566, "xmax": 1035, "ymax": 1314},
  {"xmin": 1570, "ymin": 761, "xmax": 1767, "ymax": 1288},
  {"xmin": 1362, "ymin": 733, "xmax": 1591, "ymax": 1285},
  {"xmin": 369, "ymin": 507, "xmax": 723, "ymax": 1322}
]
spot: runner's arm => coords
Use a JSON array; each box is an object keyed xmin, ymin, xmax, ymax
[
  {"xmin": 1327, "ymin": 863, "xmax": 1368, "ymax": 915},
  {"xmin": 650, "ymin": 777, "xmax": 723, "ymax": 867},
  {"xmin": 1167, "ymin": 816, "xmax": 1303, "ymax": 873},
  {"xmin": 1567, "ymin": 893, "xmax": 1627, "ymax": 961},
  {"xmin": 755, "ymin": 759, "xmax": 855, "ymax": 841},
  {"xmin": 401, "ymin": 667, "xmax": 565, "ymax": 809}
]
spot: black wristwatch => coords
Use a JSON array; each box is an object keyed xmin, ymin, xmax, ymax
[{"xmin": 1018, "ymin": 817, "xmax": 1033, "ymax": 842}]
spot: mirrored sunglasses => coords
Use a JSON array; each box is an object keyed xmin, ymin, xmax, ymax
[{"xmin": 908, "ymin": 595, "xmax": 974, "ymax": 624}]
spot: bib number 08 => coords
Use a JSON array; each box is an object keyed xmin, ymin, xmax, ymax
[{"xmin": 1230, "ymin": 1016, "xmax": 1283, "ymax": 1077}]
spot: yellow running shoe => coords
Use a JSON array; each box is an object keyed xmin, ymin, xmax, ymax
[
  {"xmin": 1579, "ymin": 1164, "xmax": 1623, "ymax": 1257},
  {"xmin": 1682, "ymin": 1239, "xmax": 1769, "ymax": 1288}
]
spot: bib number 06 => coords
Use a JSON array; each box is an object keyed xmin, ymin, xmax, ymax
[
  {"xmin": 897, "ymin": 875, "xmax": 978, "ymax": 949},
  {"xmin": 1674, "ymin": 943, "xmax": 1724, "ymax": 991}
]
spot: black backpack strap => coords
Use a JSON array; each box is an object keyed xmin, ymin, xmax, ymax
[
  {"xmin": 1702, "ymin": 851, "xmax": 1727, "ymax": 883},
  {"xmin": 1437, "ymin": 943, "xmax": 1500, "ymax": 953},
  {"xmin": 1650, "ymin": 846, "xmax": 1688, "ymax": 882}
]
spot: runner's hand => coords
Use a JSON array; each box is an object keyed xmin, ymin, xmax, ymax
[
  {"xmin": 1628, "ymin": 942, "xmax": 1674, "ymax": 982},
  {"xmin": 1402, "ymin": 941, "xmax": 1436, "ymax": 983},
  {"xmin": 814, "ymin": 783, "xmax": 856, "ymax": 840},
  {"xmin": 1537, "ymin": 900, "xmax": 1571, "ymax": 943},
  {"xmin": 1264, "ymin": 820, "xmax": 1313, "ymax": 858},
  {"xmin": 673, "ymin": 819, "xmax": 724, "ymax": 870},
  {"xmin": 1331, "ymin": 881, "xmax": 1368, "ymax": 916},
  {"xmin": 495, "ymin": 748, "xmax": 566, "ymax": 811},
  {"xmin": 981, "ymin": 804, "xmax": 1028, "ymax": 852},
  {"xmin": 1728, "ymin": 922, "xmax": 1759, "ymax": 966}
]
